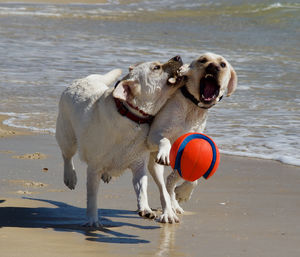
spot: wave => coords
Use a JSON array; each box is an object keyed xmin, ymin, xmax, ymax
[
  {"xmin": 221, "ymin": 149, "xmax": 300, "ymax": 167},
  {"xmin": 250, "ymin": 2, "xmax": 300, "ymax": 13},
  {"xmin": 0, "ymin": 6, "xmax": 117, "ymax": 18},
  {"xmin": 0, "ymin": 112, "xmax": 55, "ymax": 134},
  {"xmin": 0, "ymin": 1, "xmax": 299, "ymax": 19}
]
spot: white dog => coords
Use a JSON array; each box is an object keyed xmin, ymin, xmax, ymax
[
  {"xmin": 147, "ymin": 53, "xmax": 238, "ymax": 223},
  {"xmin": 55, "ymin": 56, "xmax": 183, "ymax": 227}
]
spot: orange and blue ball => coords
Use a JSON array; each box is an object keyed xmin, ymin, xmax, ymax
[{"xmin": 170, "ymin": 133, "xmax": 220, "ymax": 182}]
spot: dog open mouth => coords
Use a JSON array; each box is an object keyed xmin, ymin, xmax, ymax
[{"xmin": 200, "ymin": 75, "xmax": 220, "ymax": 104}]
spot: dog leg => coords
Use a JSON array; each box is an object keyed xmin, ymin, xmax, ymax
[
  {"xmin": 63, "ymin": 155, "xmax": 77, "ymax": 190},
  {"xmin": 166, "ymin": 171, "xmax": 184, "ymax": 214},
  {"xmin": 56, "ymin": 112, "xmax": 77, "ymax": 190},
  {"xmin": 175, "ymin": 180, "xmax": 198, "ymax": 203},
  {"xmin": 148, "ymin": 153, "xmax": 179, "ymax": 223},
  {"xmin": 86, "ymin": 167, "xmax": 101, "ymax": 227},
  {"xmin": 131, "ymin": 159, "xmax": 156, "ymax": 219}
]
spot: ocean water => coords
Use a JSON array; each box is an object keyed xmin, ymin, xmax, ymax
[{"xmin": 0, "ymin": 0, "xmax": 299, "ymax": 166}]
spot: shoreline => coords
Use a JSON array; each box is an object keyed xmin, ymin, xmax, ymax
[
  {"xmin": 1, "ymin": 113, "xmax": 299, "ymax": 167},
  {"xmin": 1, "ymin": 113, "xmax": 300, "ymax": 167},
  {"xmin": 0, "ymin": 115, "xmax": 32, "ymax": 138}
]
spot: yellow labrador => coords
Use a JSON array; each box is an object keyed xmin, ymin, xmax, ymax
[
  {"xmin": 147, "ymin": 52, "xmax": 237, "ymax": 223},
  {"xmin": 56, "ymin": 56, "xmax": 183, "ymax": 227}
]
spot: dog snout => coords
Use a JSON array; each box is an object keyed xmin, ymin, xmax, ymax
[
  {"xmin": 172, "ymin": 55, "xmax": 182, "ymax": 63},
  {"xmin": 206, "ymin": 63, "xmax": 220, "ymax": 74},
  {"xmin": 163, "ymin": 56, "xmax": 183, "ymax": 73},
  {"xmin": 169, "ymin": 55, "xmax": 183, "ymax": 66}
]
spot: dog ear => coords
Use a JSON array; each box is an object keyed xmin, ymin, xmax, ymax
[
  {"xmin": 226, "ymin": 65, "xmax": 237, "ymax": 97},
  {"xmin": 129, "ymin": 62, "xmax": 142, "ymax": 72},
  {"xmin": 113, "ymin": 80, "xmax": 141, "ymax": 101}
]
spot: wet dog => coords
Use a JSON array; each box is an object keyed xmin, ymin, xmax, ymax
[
  {"xmin": 56, "ymin": 56, "xmax": 183, "ymax": 227},
  {"xmin": 147, "ymin": 52, "xmax": 237, "ymax": 223}
]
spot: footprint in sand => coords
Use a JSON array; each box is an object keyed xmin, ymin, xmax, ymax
[
  {"xmin": 12, "ymin": 152, "xmax": 47, "ymax": 160},
  {"xmin": 8, "ymin": 180, "xmax": 48, "ymax": 195},
  {"xmin": 0, "ymin": 150, "xmax": 15, "ymax": 154},
  {"xmin": 9, "ymin": 180, "xmax": 48, "ymax": 188}
]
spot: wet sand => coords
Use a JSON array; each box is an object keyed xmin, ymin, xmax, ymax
[
  {"xmin": 0, "ymin": 121, "xmax": 300, "ymax": 257},
  {"xmin": 0, "ymin": 115, "xmax": 31, "ymax": 138}
]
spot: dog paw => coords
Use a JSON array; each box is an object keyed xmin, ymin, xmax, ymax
[
  {"xmin": 156, "ymin": 138, "xmax": 171, "ymax": 166},
  {"xmin": 101, "ymin": 173, "xmax": 112, "ymax": 183},
  {"xmin": 82, "ymin": 221, "xmax": 102, "ymax": 230},
  {"xmin": 156, "ymin": 148, "xmax": 170, "ymax": 166},
  {"xmin": 175, "ymin": 182, "xmax": 196, "ymax": 203},
  {"xmin": 64, "ymin": 169, "xmax": 77, "ymax": 190},
  {"xmin": 171, "ymin": 199, "xmax": 184, "ymax": 214},
  {"xmin": 83, "ymin": 216, "xmax": 102, "ymax": 229},
  {"xmin": 138, "ymin": 209, "xmax": 156, "ymax": 219},
  {"xmin": 159, "ymin": 209, "xmax": 180, "ymax": 224},
  {"xmin": 156, "ymin": 152, "xmax": 170, "ymax": 166}
]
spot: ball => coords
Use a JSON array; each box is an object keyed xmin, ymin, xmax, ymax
[{"xmin": 169, "ymin": 133, "xmax": 220, "ymax": 182}]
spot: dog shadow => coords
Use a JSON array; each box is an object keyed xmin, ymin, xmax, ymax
[{"xmin": 0, "ymin": 198, "xmax": 159, "ymax": 244}]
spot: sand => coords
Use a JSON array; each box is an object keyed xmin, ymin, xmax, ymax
[{"xmin": 0, "ymin": 118, "xmax": 300, "ymax": 257}]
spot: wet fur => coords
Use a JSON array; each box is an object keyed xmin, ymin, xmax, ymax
[
  {"xmin": 56, "ymin": 60, "xmax": 182, "ymax": 227},
  {"xmin": 147, "ymin": 53, "xmax": 238, "ymax": 223}
]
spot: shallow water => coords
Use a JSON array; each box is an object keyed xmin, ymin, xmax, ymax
[{"xmin": 0, "ymin": 0, "xmax": 299, "ymax": 166}]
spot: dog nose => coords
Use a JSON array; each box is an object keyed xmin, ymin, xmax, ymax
[
  {"xmin": 206, "ymin": 63, "xmax": 220, "ymax": 74},
  {"xmin": 172, "ymin": 56, "xmax": 182, "ymax": 63}
]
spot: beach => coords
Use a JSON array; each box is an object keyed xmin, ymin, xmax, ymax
[
  {"xmin": 1, "ymin": 0, "xmax": 300, "ymax": 256},
  {"xmin": 0, "ymin": 0, "xmax": 299, "ymax": 165},
  {"xmin": 1, "ymin": 120, "xmax": 300, "ymax": 257}
]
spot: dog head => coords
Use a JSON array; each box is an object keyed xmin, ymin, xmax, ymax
[
  {"xmin": 180, "ymin": 52, "xmax": 237, "ymax": 109},
  {"xmin": 113, "ymin": 56, "xmax": 183, "ymax": 116}
]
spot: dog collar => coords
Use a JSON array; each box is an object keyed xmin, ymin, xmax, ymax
[
  {"xmin": 113, "ymin": 80, "xmax": 154, "ymax": 124},
  {"xmin": 180, "ymin": 85, "xmax": 209, "ymax": 109},
  {"xmin": 114, "ymin": 80, "xmax": 121, "ymax": 88},
  {"xmin": 114, "ymin": 98, "xmax": 154, "ymax": 125}
]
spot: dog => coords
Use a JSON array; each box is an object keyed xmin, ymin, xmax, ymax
[
  {"xmin": 55, "ymin": 56, "xmax": 183, "ymax": 227},
  {"xmin": 147, "ymin": 52, "xmax": 237, "ymax": 223}
]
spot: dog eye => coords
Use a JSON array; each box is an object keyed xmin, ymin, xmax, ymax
[
  {"xmin": 153, "ymin": 65, "xmax": 161, "ymax": 71},
  {"xmin": 198, "ymin": 58, "xmax": 207, "ymax": 64},
  {"xmin": 220, "ymin": 62, "xmax": 226, "ymax": 68}
]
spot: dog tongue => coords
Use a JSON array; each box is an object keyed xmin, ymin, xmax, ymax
[{"xmin": 203, "ymin": 80, "xmax": 216, "ymax": 99}]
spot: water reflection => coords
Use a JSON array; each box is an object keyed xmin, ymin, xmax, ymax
[{"xmin": 156, "ymin": 223, "xmax": 184, "ymax": 257}]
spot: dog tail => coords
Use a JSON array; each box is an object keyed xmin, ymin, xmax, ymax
[{"xmin": 101, "ymin": 69, "xmax": 122, "ymax": 87}]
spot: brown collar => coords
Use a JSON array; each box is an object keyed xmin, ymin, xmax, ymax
[{"xmin": 114, "ymin": 98, "xmax": 154, "ymax": 125}]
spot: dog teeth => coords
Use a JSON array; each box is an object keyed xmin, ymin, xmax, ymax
[
  {"xmin": 201, "ymin": 94, "xmax": 217, "ymax": 101},
  {"xmin": 205, "ymin": 74, "xmax": 213, "ymax": 78},
  {"xmin": 168, "ymin": 77, "xmax": 176, "ymax": 84}
]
